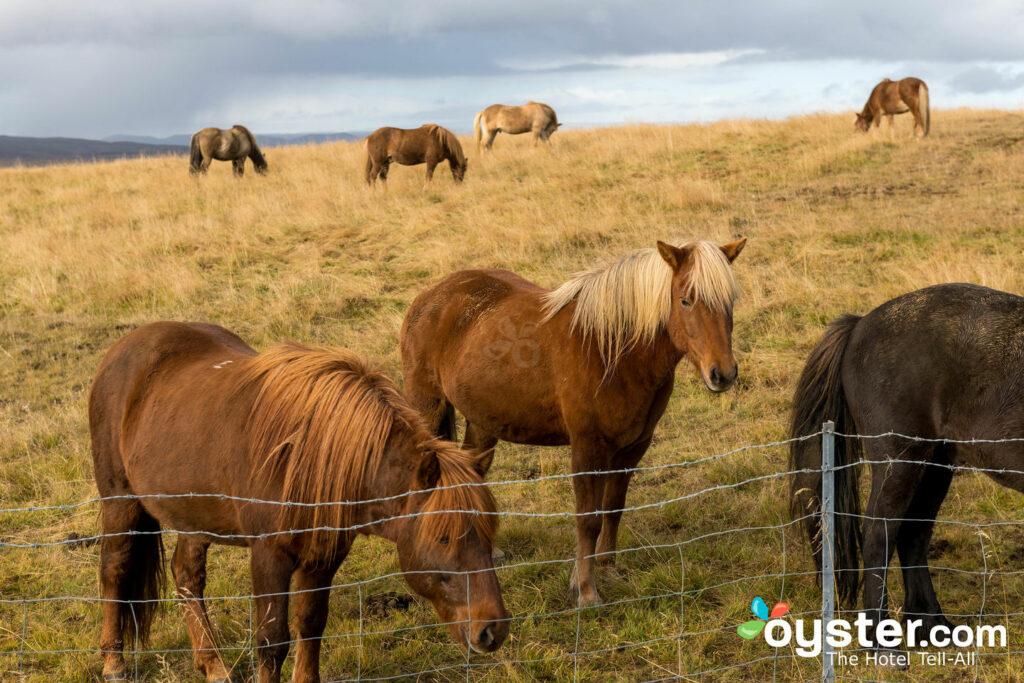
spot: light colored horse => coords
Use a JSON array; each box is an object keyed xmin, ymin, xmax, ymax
[
  {"xmin": 855, "ymin": 77, "xmax": 930, "ymax": 139},
  {"xmin": 473, "ymin": 101, "xmax": 561, "ymax": 151}
]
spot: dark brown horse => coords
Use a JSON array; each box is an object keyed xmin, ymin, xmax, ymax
[
  {"xmin": 855, "ymin": 77, "xmax": 930, "ymax": 138},
  {"xmin": 790, "ymin": 283, "xmax": 1024, "ymax": 646},
  {"xmin": 401, "ymin": 239, "xmax": 746, "ymax": 605},
  {"xmin": 473, "ymin": 101, "xmax": 561, "ymax": 151},
  {"xmin": 364, "ymin": 124, "xmax": 467, "ymax": 186},
  {"xmin": 189, "ymin": 125, "xmax": 268, "ymax": 176},
  {"xmin": 90, "ymin": 322, "xmax": 506, "ymax": 683}
]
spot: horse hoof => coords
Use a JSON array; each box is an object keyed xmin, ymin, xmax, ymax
[{"xmin": 103, "ymin": 674, "xmax": 128, "ymax": 682}]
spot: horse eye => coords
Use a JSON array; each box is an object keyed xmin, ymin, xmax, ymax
[
  {"xmin": 680, "ymin": 298, "xmax": 692, "ymax": 308},
  {"xmin": 438, "ymin": 536, "xmax": 449, "ymax": 546}
]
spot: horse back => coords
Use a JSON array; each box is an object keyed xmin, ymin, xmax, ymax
[{"xmin": 841, "ymin": 284, "xmax": 1024, "ymax": 440}]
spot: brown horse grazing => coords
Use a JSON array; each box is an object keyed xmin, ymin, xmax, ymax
[
  {"xmin": 189, "ymin": 125, "xmax": 268, "ymax": 176},
  {"xmin": 364, "ymin": 124, "xmax": 467, "ymax": 186},
  {"xmin": 855, "ymin": 77, "xmax": 930, "ymax": 138},
  {"xmin": 401, "ymin": 239, "xmax": 746, "ymax": 605},
  {"xmin": 90, "ymin": 322, "xmax": 506, "ymax": 683},
  {"xmin": 473, "ymin": 102, "xmax": 561, "ymax": 151}
]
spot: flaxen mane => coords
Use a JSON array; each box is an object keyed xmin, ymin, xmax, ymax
[
  {"xmin": 541, "ymin": 241, "xmax": 740, "ymax": 367},
  {"xmin": 238, "ymin": 342, "xmax": 494, "ymax": 561}
]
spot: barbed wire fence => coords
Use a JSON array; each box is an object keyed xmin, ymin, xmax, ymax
[{"xmin": 2, "ymin": 428, "xmax": 1023, "ymax": 681}]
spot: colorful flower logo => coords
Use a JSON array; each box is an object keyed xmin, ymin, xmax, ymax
[{"xmin": 737, "ymin": 597, "xmax": 789, "ymax": 639}]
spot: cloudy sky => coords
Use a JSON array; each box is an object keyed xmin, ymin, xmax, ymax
[{"xmin": 2, "ymin": 1, "xmax": 1023, "ymax": 139}]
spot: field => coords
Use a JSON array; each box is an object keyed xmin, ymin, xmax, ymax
[{"xmin": 2, "ymin": 110, "xmax": 1024, "ymax": 682}]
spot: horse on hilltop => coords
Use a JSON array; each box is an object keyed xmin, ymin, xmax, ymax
[
  {"xmin": 473, "ymin": 102, "xmax": 561, "ymax": 150},
  {"xmin": 90, "ymin": 322, "xmax": 507, "ymax": 683},
  {"xmin": 401, "ymin": 238, "xmax": 746, "ymax": 606},
  {"xmin": 189, "ymin": 125, "xmax": 268, "ymax": 176},
  {"xmin": 791, "ymin": 283, "xmax": 1024, "ymax": 649},
  {"xmin": 364, "ymin": 124, "xmax": 467, "ymax": 186},
  {"xmin": 855, "ymin": 77, "xmax": 930, "ymax": 138}
]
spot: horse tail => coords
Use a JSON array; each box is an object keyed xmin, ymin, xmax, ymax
[
  {"xmin": 235, "ymin": 124, "xmax": 268, "ymax": 173},
  {"xmin": 188, "ymin": 133, "xmax": 202, "ymax": 175},
  {"xmin": 473, "ymin": 111, "xmax": 485, "ymax": 150},
  {"xmin": 920, "ymin": 82, "xmax": 930, "ymax": 137},
  {"xmin": 789, "ymin": 313, "xmax": 863, "ymax": 608},
  {"xmin": 118, "ymin": 509, "xmax": 166, "ymax": 649}
]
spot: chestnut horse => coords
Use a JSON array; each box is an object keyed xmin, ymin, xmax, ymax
[
  {"xmin": 855, "ymin": 77, "xmax": 930, "ymax": 138},
  {"xmin": 473, "ymin": 101, "xmax": 560, "ymax": 151},
  {"xmin": 364, "ymin": 124, "xmax": 467, "ymax": 186},
  {"xmin": 189, "ymin": 125, "xmax": 268, "ymax": 176},
  {"xmin": 401, "ymin": 239, "xmax": 746, "ymax": 605},
  {"xmin": 90, "ymin": 322, "xmax": 506, "ymax": 683},
  {"xmin": 790, "ymin": 283, "xmax": 1024, "ymax": 646}
]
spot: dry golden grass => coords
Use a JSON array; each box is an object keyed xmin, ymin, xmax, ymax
[{"xmin": 2, "ymin": 108, "xmax": 1024, "ymax": 681}]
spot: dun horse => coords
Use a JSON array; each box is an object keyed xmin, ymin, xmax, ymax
[
  {"xmin": 401, "ymin": 239, "xmax": 746, "ymax": 605},
  {"xmin": 189, "ymin": 125, "xmax": 268, "ymax": 176},
  {"xmin": 364, "ymin": 124, "xmax": 467, "ymax": 186},
  {"xmin": 855, "ymin": 77, "xmax": 930, "ymax": 138},
  {"xmin": 90, "ymin": 322, "xmax": 506, "ymax": 683},
  {"xmin": 473, "ymin": 102, "xmax": 561, "ymax": 151},
  {"xmin": 790, "ymin": 283, "xmax": 1024, "ymax": 645}
]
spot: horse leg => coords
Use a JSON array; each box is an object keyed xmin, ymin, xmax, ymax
[
  {"xmin": 595, "ymin": 437, "xmax": 652, "ymax": 571},
  {"xmin": 464, "ymin": 422, "xmax": 505, "ymax": 564},
  {"xmin": 485, "ymin": 129, "xmax": 498, "ymax": 150},
  {"xmin": 232, "ymin": 159, "xmax": 245, "ymax": 177},
  {"xmin": 97, "ymin": 499, "xmax": 143, "ymax": 680},
  {"xmin": 568, "ymin": 436, "xmax": 610, "ymax": 606},
  {"xmin": 378, "ymin": 160, "xmax": 389, "ymax": 189},
  {"xmin": 896, "ymin": 458, "xmax": 954, "ymax": 633},
  {"xmin": 172, "ymin": 537, "xmax": 232, "ymax": 681},
  {"xmin": 291, "ymin": 561, "xmax": 343, "ymax": 683},
  {"xmin": 250, "ymin": 543, "xmax": 294, "ymax": 683},
  {"xmin": 861, "ymin": 448, "xmax": 929, "ymax": 646},
  {"xmin": 425, "ymin": 160, "xmax": 437, "ymax": 184},
  {"xmin": 887, "ymin": 114, "xmax": 895, "ymax": 140},
  {"xmin": 200, "ymin": 157, "xmax": 213, "ymax": 174}
]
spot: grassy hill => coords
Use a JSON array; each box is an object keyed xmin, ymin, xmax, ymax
[{"xmin": 2, "ymin": 110, "xmax": 1024, "ymax": 681}]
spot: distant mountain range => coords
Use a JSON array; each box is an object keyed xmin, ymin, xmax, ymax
[{"xmin": 0, "ymin": 131, "xmax": 364, "ymax": 167}]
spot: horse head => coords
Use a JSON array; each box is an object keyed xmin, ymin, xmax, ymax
[
  {"xmin": 394, "ymin": 446, "xmax": 507, "ymax": 653},
  {"xmin": 656, "ymin": 239, "xmax": 746, "ymax": 392}
]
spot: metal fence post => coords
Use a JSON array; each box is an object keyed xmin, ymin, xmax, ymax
[{"xmin": 821, "ymin": 421, "xmax": 836, "ymax": 683}]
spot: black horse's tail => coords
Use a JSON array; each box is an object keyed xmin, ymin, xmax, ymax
[
  {"xmin": 117, "ymin": 509, "xmax": 166, "ymax": 649},
  {"xmin": 235, "ymin": 124, "xmax": 268, "ymax": 174},
  {"xmin": 188, "ymin": 133, "xmax": 203, "ymax": 175},
  {"xmin": 789, "ymin": 313, "xmax": 863, "ymax": 607}
]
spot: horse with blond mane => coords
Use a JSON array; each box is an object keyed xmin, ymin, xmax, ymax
[
  {"xmin": 189, "ymin": 125, "xmax": 268, "ymax": 176},
  {"xmin": 855, "ymin": 77, "xmax": 930, "ymax": 138},
  {"xmin": 473, "ymin": 102, "xmax": 561, "ymax": 151},
  {"xmin": 90, "ymin": 322, "xmax": 506, "ymax": 683},
  {"xmin": 401, "ymin": 238, "xmax": 746, "ymax": 605},
  {"xmin": 364, "ymin": 124, "xmax": 467, "ymax": 186}
]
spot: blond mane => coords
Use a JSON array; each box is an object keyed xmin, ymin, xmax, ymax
[
  {"xmin": 238, "ymin": 342, "xmax": 495, "ymax": 562},
  {"xmin": 540, "ymin": 241, "xmax": 739, "ymax": 367}
]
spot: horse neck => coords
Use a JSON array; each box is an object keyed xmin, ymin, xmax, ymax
[
  {"xmin": 357, "ymin": 427, "xmax": 427, "ymax": 543},
  {"xmin": 605, "ymin": 326, "xmax": 684, "ymax": 388}
]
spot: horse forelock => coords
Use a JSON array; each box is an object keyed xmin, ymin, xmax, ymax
[
  {"xmin": 540, "ymin": 241, "xmax": 739, "ymax": 366},
  {"xmin": 416, "ymin": 440, "xmax": 497, "ymax": 553}
]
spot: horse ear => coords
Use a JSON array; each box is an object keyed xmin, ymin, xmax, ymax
[
  {"xmin": 720, "ymin": 237, "xmax": 747, "ymax": 263},
  {"xmin": 473, "ymin": 448, "xmax": 495, "ymax": 478},
  {"xmin": 656, "ymin": 241, "xmax": 692, "ymax": 270},
  {"xmin": 417, "ymin": 452, "xmax": 441, "ymax": 489}
]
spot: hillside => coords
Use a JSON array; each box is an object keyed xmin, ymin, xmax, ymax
[
  {"xmin": 2, "ymin": 110, "xmax": 1024, "ymax": 682},
  {"xmin": 0, "ymin": 135, "xmax": 187, "ymax": 167}
]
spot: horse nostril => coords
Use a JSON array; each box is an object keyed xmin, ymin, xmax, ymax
[
  {"xmin": 478, "ymin": 625, "xmax": 495, "ymax": 649},
  {"xmin": 709, "ymin": 365, "xmax": 723, "ymax": 386}
]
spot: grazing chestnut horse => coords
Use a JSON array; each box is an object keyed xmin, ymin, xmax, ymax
[
  {"xmin": 473, "ymin": 101, "xmax": 561, "ymax": 151},
  {"xmin": 189, "ymin": 125, "xmax": 268, "ymax": 176},
  {"xmin": 90, "ymin": 322, "xmax": 506, "ymax": 683},
  {"xmin": 790, "ymin": 283, "xmax": 1024, "ymax": 646},
  {"xmin": 855, "ymin": 77, "xmax": 930, "ymax": 138},
  {"xmin": 364, "ymin": 124, "xmax": 467, "ymax": 186},
  {"xmin": 401, "ymin": 239, "xmax": 746, "ymax": 605}
]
